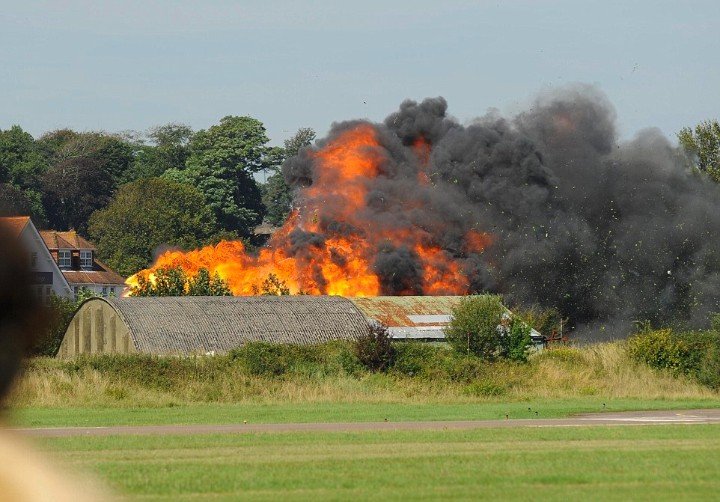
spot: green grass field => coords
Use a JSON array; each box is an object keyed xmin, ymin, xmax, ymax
[
  {"xmin": 11, "ymin": 397, "xmax": 720, "ymax": 428},
  {"xmin": 37, "ymin": 425, "xmax": 720, "ymax": 501}
]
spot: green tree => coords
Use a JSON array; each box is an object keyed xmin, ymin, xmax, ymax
[
  {"xmin": 125, "ymin": 124, "xmax": 194, "ymax": 181},
  {"xmin": 445, "ymin": 295, "xmax": 506, "ymax": 359},
  {"xmin": 37, "ymin": 129, "xmax": 135, "ymax": 186},
  {"xmin": 88, "ymin": 178, "xmax": 219, "ymax": 276},
  {"xmin": 678, "ymin": 120, "xmax": 720, "ymax": 183},
  {"xmin": 251, "ymin": 273, "xmax": 291, "ymax": 295},
  {"xmin": 41, "ymin": 157, "xmax": 114, "ymax": 232},
  {"xmin": 0, "ymin": 183, "xmax": 47, "ymax": 225},
  {"xmin": 262, "ymin": 127, "xmax": 315, "ymax": 226},
  {"xmin": 499, "ymin": 318, "xmax": 532, "ymax": 362},
  {"xmin": 0, "ymin": 125, "xmax": 47, "ymax": 191},
  {"xmin": 131, "ymin": 266, "xmax": 231, "ymax": 296},
  {"xmin": 164, "ymin": 116, "xmax": 276, "ymax": 235}
]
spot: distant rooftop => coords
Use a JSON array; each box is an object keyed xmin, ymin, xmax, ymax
[{"xmin": 40, "ymin": 230, "xmax": 96, "ymax": 251}]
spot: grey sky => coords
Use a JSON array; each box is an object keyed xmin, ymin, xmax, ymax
[{"xmin": 1, "ymin": 0, "xmax": 719, "ymax": 145}]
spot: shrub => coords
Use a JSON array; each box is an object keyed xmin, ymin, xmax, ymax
[
  {"xmin": 500, "ymin": 318, "xmax": 532, "ymax": 362},
  {"xmin": 392, "ymin": 342, "xmax": 439, "ymax": 376},
  {"xmin": 627, "ymin": 329, "xmax": 691, "ymax": 374},
  {"xmin": 354, "ymin": 322, "xmax": 396, "ymax": 372},
  {"xmin": 440, "ymin": 354, "xmax": 485, "ymax": 383},
  {"xmin": 697, "ymin": 339, "xmax": 720, "ymax": 389},
  {"xmin": 627, "ymin": 327, "xmax": 720, "ymax": 388},
  {"xmin": 512, "ymin": 304, "xmax": 564, "ymax": 338},
  {"xmin": 445, "ymin": 295, "xmax": 505, "ymax": 359},
  {"xmin": 229, "ymin": 342, "xmax": 286, "ymax": 376}
]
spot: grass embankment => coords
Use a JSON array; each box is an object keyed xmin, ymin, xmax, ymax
[
  {"xmin": 7, "ymin": 342, "xmax": 719, "ymax": 427},
  {"xmin": 39, "ymin": 425, "xmax": 720, "ymax": 500}
]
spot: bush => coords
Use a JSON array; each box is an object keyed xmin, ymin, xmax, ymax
[
  {"xmin": 354, "ymin": 322, "xmax": 396, "ymax": 372},
  {"xmin": 627, "ymin": 327, "xmax": 720, "ymax": 389},
  {"xmin": 627, "ymin": 329, "xmax": 691, "ymax": 374},
  {"xmin": 229, "ymin": 342, "xmax": 286, "ymax": 376},
  {"xmin": 445, "ymin": 295, "xmax": 505, "ymax": 359},
  {"xmin": 392, "ymin": 342, "xmax": 439, "ymax": 376},
  {"xmin": 500, "ymin": 318, "xmax": 532, "ymax": 362}
]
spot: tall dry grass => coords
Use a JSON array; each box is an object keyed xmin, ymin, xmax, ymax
[{"xmin": 7, "ymin": 342, "xmax": 716, "ymax": 408}]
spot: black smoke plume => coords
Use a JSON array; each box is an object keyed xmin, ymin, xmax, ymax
[{"xmin": 284, "ymin": 85, "xmax": 720, "ymax": 339}]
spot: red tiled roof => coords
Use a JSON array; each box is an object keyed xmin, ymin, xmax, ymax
[
  {"xmin": 39, "ymin": 230, "xmax": 96, "ymax": 250},
  {"xmin": 0, "ymin": 216, "xmax": 30, "ymax": 239},
  {"xmin": 62, "ymin": 258, "xmax": 125, "ymax": 286},
  {"xmin": 62, "ymin": 270, "xmax": 126, "ymax": 286}
]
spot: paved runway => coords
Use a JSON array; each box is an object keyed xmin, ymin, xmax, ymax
[{"xmin": 12, "ymin": 409, "xmax": 720, "ymax": 438}]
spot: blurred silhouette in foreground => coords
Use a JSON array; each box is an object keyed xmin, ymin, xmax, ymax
[{"xmin": 0, "ymin": 222, "xmax": 110, "ymax": 501}]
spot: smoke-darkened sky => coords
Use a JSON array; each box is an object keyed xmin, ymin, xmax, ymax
[
  {"xmin": 1, "ymin": 0, "xmax": 719, "ymax": 144},
  {"xmin": 283, "ymin": 86, "xmax": 720, "ymax": 338}
]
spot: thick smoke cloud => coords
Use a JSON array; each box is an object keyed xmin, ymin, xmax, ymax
[{"xmin": 284, "ymin": 85, "xmax": 720, "ymax": 339}]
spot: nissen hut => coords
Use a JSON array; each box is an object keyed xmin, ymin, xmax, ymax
[{"xmin": 57, "ymin": 296, "xmax": 370, "ymax": 358}]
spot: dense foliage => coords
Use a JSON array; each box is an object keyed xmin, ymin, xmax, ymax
[
  {"xmin": 163, "ymin": 116, "xmax": 277, "ymax": 236},
  {"xmin": 444, "ymin": 295, "xmax": 506, "ymax": 358},
  {"xmin": 130, "ymin": 266, "xmax": 232, "ymax": 296},
  {"xmin": 627, "ymin": 322, "xmax": 720, "ymax": 389},
  {"xmin": 0, "ymin": 120, "xmax": 313, "ymax": 279},
  {"xmin": 88, "ymin": 178, "xmax": 219, "ymax": 276},
  {"xmin": 353, "ymin": 322, "xmax": 396, "ymax": 372},
  {"xmin": 678, "ymin": 120, "xmax": 720, "ymax": 183},
  {"xmin": 262, "ymin": 127, "xmax": 315, "ymax": 226}
]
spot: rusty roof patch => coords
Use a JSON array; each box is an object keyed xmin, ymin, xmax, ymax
[{"xmin": 349, "ymin": 296, "xmax": 462, "ymax": 327}]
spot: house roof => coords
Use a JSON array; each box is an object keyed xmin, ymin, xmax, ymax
[
  {"xmin": 62, "ymin": 263, "xmax": 125, "ymax": 286},
  {"xmin": 85, "ymin": 296, "xmax": 370, "ymax": 354},
  {"xmin": 0, "ymin": 216, "xmax": 30, "ymax": 238},
  {"xmin": 39, "ymin": 230, "xmax": 96, "ymax": 251}
]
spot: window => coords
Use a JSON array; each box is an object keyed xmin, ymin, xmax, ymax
[
  {"xmin": 30, "ymin": 252, "xmax": 38, "ymax": 268},
  {"xmin": 102, "ymin": 286, "xmax": 108, "ymax": 297},
  {"xmin": 80, "ymin": 250, "xmax": 93, "ymax": 270},
  {"xmin": 109, "ymin": 287, "xmax": 116, "ymax": 296},
  {"xmin": 58, "ymin": 249, "xmax": 71, "ymax": 269},
  {"xmin": 73, "ymin": 286, "xmax": 79, "ymax": 300}
]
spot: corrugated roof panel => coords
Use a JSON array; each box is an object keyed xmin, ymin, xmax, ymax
[
  {"xmin": 349, "ymin": 296, "xmax": 461, "ymax": 327},
  {"xmin": 93, "ymin": 296, "xmax": 371, "ymax": 354}
]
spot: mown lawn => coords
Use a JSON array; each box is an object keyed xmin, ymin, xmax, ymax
[
  {"xmin": 10, "ymin": 397, "xmax": 720, "ymax": 428},
  {"xmin": 38, "ymin": 425, "xmax": 720, "ymax": 501}
]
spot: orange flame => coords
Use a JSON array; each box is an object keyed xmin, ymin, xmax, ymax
[{"xmin": 126, "ymin": 124, "xmax": 493, "ymax": 297}]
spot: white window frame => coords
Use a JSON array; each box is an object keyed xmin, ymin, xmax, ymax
[
  {"xmin": 102, "ymin": 286, "xmax": 108, "ymax": 297},
  {"xmin": 58, "ymin": 249, "xmax": 71, "ymax": 269},
  {"xmin": 80, "ymin": 250, "xmax": 93, "ymax": 270}
]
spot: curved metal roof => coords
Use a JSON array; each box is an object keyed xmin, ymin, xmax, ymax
[{"xmin": 81, "ymin": 296, "xmax": 370, "ymax": 354}]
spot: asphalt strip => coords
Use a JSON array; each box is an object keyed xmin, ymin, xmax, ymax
[{"xmin": 10, "ymin": 409, "xmax": 720, "ymax": 437}]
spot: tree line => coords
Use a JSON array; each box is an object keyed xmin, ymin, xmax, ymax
[
  {"xmin": 2, "ymin": 115, "xmax": 719, "ymax": 280},
  {"xmin": 0, "ymin": 118, "xmax": 314, "ymax": 276}
]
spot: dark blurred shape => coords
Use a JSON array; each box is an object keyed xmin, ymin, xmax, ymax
[{"xmin": 0, "ymin": 222, "xmax": 44, "ymax": 400}]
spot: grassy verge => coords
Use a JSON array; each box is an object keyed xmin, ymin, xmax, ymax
[
  {"xmin": 9, "ymin": 398, "xmax": 720, "ymax": 428},
  {"xmin": 37, "ymin": 425, "xmax": 720, "ymax": 500},
  {"xmin": 6, "ymin": 342, "xmax": 719, "ymax": 428}
]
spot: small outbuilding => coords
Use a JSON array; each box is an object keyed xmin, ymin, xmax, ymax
[{"xmin": 57, "ymin": 296, "xmax": 370, "ymax": 358}]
